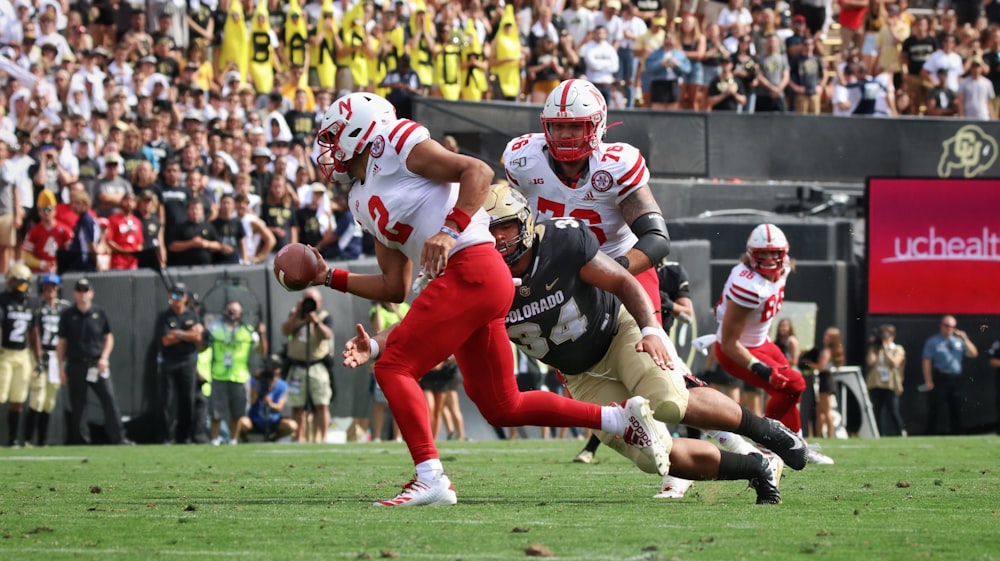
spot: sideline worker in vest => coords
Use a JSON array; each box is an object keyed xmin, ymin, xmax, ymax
[
  {"xmin": 206, "ymin": 301, "xmax": 267, "ymax": 445},
  {"xmin": 57, "ymin": 278, "xmax": 128, "ymax": 445},
  {"xmin": 281, "ymin": 288, "xmax": 333, "ymax": 443}
]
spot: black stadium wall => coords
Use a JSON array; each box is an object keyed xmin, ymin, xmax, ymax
[{"xmin": 414, "ymin": 98, "xmax": 1000, "ymax": 182}]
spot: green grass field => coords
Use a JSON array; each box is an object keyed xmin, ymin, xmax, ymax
[{"xmin": 2, "ymin": 436, "xmax": 999, "ymax": 560}]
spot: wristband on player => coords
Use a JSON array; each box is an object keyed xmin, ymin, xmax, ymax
[
  {"xmin": 440, "ymin": 226, "xmax": 460, "ymax": 240},
  {"xmin": 445, "ymin": 207, "xmax": 472, "ymax": 232},
  {"xmin": 326, "ymin": 268, "xmax": 349, "ymax": 292},
  {"xmin": 640, "ymin": 326, "xmax": 670, "ymax": 345},
  {"xmin": 369, "ymin": 339, "xmax": 381, "ymax": 361}
]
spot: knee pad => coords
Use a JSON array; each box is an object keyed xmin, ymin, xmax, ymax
[{"xmin": 652, "ymin": 399, "xmax": 684, "ymax": 425}]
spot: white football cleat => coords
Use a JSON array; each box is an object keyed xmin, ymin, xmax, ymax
[
  {"xmin": 620, "ymin": 396, "xmax": 671, "ymax": 476},
  {"xmin": 374, "ymin": 474, "xmax": 458, "ymax": 507},
  {"xmin": 653, "ymin": 475, "xmax": 693, "ymax": 499},
  {"xmin": 806, "ymin": 446, "xmax": 835, "ymax": 465}
]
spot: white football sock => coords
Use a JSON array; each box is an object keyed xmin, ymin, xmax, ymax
[
  {"xmin": 706, "ymin": 430, "xmax": 756, "ymax": 455},
  {"xmin": 600, "ymin": 404, "xmax": 625, "ymax": 435},
  {"xmin": 415, "ymin": 459, "xmax": 444, "ymax": 482}
]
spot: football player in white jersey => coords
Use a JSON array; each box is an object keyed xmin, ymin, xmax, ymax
[
  {"xmin": 502, "ymin": 78, "xmax": 680, "ymax": 479},
  {"xmin": 309, "ymin": 92, "xmax": 669, "ymax": 507},
  {"xmin": 714, "ymin": 224, "xmax": 808, "ymax": 438}
]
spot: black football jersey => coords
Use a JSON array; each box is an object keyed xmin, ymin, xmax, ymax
[
  {"xmin": 0, "ymin": 292, "xmax": 37, "ymax": 350},
  {"xmin": 506, "ymin": 218, "xmax": 620, "ymax": 375},
  {"xmin": 39, "ymin": 299, "xmax": 71, "ymax": 351}
]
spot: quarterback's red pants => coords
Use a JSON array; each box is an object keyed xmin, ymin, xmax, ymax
[
  {"xmin": 376, "ymin": 244, "xmax": 603, "ymax": 465},
  {"xmin": 714, "ymin": 340, "xmax": 806, "ymax": 433}
]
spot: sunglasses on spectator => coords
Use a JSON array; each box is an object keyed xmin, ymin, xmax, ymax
[{"xmin": 39, "ymin": 206, "xmax": 54, "ymax": 213}]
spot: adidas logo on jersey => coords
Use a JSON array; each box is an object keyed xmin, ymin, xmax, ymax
[{"xmin": 582, "ymin": 191, "xmax": 596, "ymax": 201}]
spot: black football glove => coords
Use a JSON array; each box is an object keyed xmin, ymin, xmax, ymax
[{"xmin": 749, "ymin": 360, "xmax": 773, "ymax": 382}]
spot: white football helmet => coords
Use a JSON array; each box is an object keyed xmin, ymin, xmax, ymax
[
  {"xmin": 540, "ymin": 79, "xmax": 607, "ymax": 162},
  {"xmin": 316, "ymin": 92, "xmax": 397, "ymax": 184},
  {"xmin": 746, "ymin": 224, "xmax": 789, "ymax": 279},
  {"xmin": 483, "ymin": 183, "xmax": 535, "ymax": 265}
]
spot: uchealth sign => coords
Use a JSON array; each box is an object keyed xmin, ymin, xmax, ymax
[{"xmin": 867, "ymin": 178, "xmax": 1000, "ymax": 314}]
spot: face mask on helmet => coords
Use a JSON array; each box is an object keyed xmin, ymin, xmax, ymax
[
  {"xmin": 316, "ymin": 93, "xmax": 396, "ymax": 184},
  {"xmin": 7, "ymin": 265, "xmax": 31, "ymax": 293},
  {"xmin": 484, "ymin": 184, "xmax": 535, "ymax": 265},
  {"xmin": 541, "ymin": 80, "xmax": 607, "ymax": 162},
  {"xmin": 746, "ymin": 224, "xmax": 789, "ymax": 278}
]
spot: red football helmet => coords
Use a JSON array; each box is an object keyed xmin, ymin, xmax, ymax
[
  {"xmin": 540, "ymin": 79, "xmax": 607, "ymax": 162},
  {"xmin": 746, "ymin": 224, "xmax": 789, "ymax": 279},
  {"xmin": 316, "ymin": 92, "xmax": 396, "ymax": 184}
]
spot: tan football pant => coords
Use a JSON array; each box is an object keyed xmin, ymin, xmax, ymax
[{"xmin": 562, "ymin": 307, "xmax": 690, "ymax": 474}]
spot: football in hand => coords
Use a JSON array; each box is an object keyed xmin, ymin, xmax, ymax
[{"xmin": 274, "ymin": 243, "xmax": 321, "ymax": 291}]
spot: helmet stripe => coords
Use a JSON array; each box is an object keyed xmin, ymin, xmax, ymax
[{"xmin": 559, "ymin": 79, "xmax": 575, "ymax": 111}]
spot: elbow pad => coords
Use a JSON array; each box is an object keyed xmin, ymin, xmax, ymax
[{"xmin": 630, "ymin": 212, "xmax": 671, "ymax": 268}]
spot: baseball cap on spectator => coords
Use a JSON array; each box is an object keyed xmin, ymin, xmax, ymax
[
  {"xmin": 74, "ymin": 278, "xmax": 92, "ymax": 292},
  {"xmin": 886, "ymin": 4, "xmax": 900, "ymax": 14},
  {"xmin": 41, "ymin": 273, "xmax": 60, "ymax": 286},
  {"xmin": 311, "ymin": 182, "xmax": 327, "ymax": 194},
  {"xmin": 606, "ymin": 0, "xmax": 621, "ymax": 9},
  {"xmin": 139, "ymin": 189, "xmax": 157, "ymax": 201},
  {"xmin": 252, "ymin": 146, "xmax": 274, "ymax": 160},
  {"xmin": 225, "ymin": 70, "xmax": 241, "ymax": 84},
  {"xmin": 169, "ymin": 283, "xmax": 188, "ymax": 298},
  {"xmin": 93, "ymin": 46, "xmax": 110, "ymax": 59},
  {"xmin": 140, "ymin": 55, "xmax": 157, "ymax": 65},
  {"xmin": 249, "ymin": 126, "xmax": 265, "ymax": 136},
  {"xmin": 651, "ymin": 15, "xmax": 667, "ymax": 26},
  {"xmin": 40, "ymin": 42, "xmax": 58, "ymax": 54},
  {"xmin": 792, "ymin": 14, "xmax": 806, "ymax": 23},
  {"xmin": 184, "ymin": 110, "xmax": 206, "ymax": 123},
  {"xmin": 105, "ymin": 152, "xmax": 122, "ymax": 164}
]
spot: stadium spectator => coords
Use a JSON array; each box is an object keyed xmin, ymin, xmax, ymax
[
  {"xmin": 65, "ymin": 189, "xmax": 100, "ymax": 272},
  {"xmin": 104, "ymin": 191, "xmax": 144, "ymax": 270},
  {"xmin": 925, "ymin": 67, "xmax": 959, "ymax": 116},
  {"xmin": 261, "ymin": 174, "xmax": 298, "ymax": 252},
  {"xmin": 956, "ymin": 57, "xmax": 995, "ymax": 119},
  {"xmin": 866, "ymin": 323, "xmax": 907, "ymax": 437},
  {"xmin": 23, "ymin": 189, "xmax": 71, "ymax": 273},
  {"xmin": 922, "ymin": 315, "xmax": 978, "ymax": 435},
  {"xmin": 211, "ymin": 194, "xmax": 245, "ymax": 265},
  {"xmin": 167, "ymin": 198, "xmax": 225, "ymax": 267},
  {"xmin": 802, "ymin": 326, "xmax": 845, "ymax": 441}
]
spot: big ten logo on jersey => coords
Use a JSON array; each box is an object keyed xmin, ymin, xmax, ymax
[
  {"xmin": 368, "ymin": 195, "xmax": 413, "ymax": 244},
  {"xmin": 537, "ymin": 197, "xmax": 606, "ymax": 244},
  {"xmin": 761, "ymin": 287, "xmax": 785, "ymax": 323}
]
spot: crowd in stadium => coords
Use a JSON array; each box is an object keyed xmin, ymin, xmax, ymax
[{"xmin": 2, "ymin": 0, "xmax": 998, "ymax": 277}]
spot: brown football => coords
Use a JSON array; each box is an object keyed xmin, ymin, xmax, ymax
[{"xmin": 273, "ymin": 243, "xmax": 320, "ymax": 291}]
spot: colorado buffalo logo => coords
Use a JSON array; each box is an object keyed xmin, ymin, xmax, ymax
[
  {"xmin": 591, "ymin": 170, "xmax": 613, "ymax": 192},
  {"xmin": 938, "ymin": 125, "xmax": 998, "ymax": 178},
  {"xmin": 370, "ymin": 135, "xmax": 385, "ymax": 158}
]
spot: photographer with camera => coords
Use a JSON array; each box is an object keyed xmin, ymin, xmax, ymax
[
  {"xmin": 237, "ymin": 355, "xmax": 298, "ymax": 442},
  {"xmin": 865, "ymin": 324, "xmax": 907, "ymax": 437},
  {"xmin": 280, "ymin": 288, "xmax": 334, "ymax": 443},
  {"xmin": 206, "ymin": 301, "xmax": 267, "ymax": 445}
]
